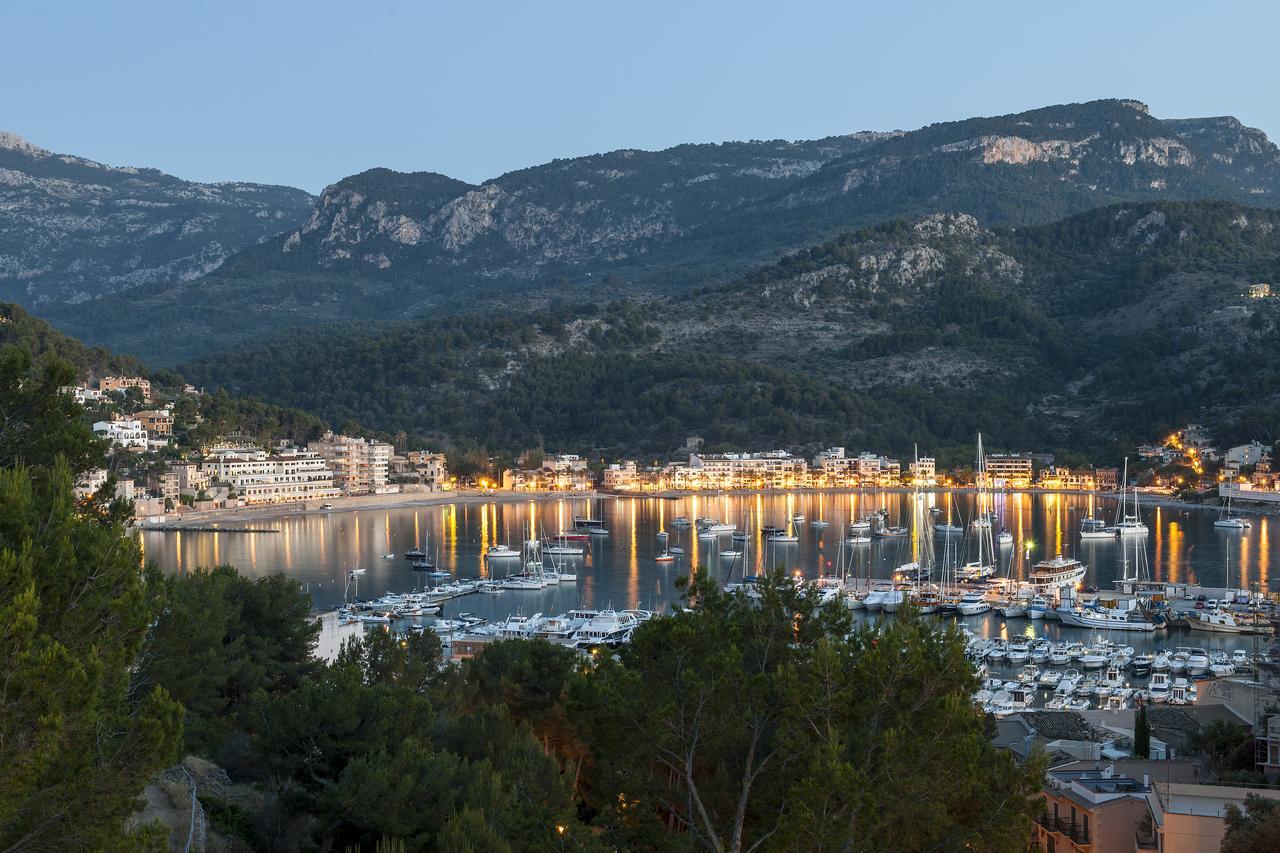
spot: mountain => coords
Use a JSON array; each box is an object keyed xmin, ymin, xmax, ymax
[
  {"xmin": 42, "ymin": 99, "xmax": 1280, "ymax": 363},
  {"xmin": 175, "ymin": 199, "xmax": 1280, "ymax": 461},
  {"xmin": 0, "ymin": 131, "xmax": 314, "ymax": 307}
]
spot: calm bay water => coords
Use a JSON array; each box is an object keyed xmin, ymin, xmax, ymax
[{"xmin": 143, "ymin": 490, "xmax": 1276, "ymax": 627}]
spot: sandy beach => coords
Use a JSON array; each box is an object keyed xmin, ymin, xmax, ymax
[{"xmin": 144, "ymin": 488, "xmax": 599, "ymax": 529}]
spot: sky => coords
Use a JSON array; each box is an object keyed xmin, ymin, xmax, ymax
[{"xmin": 3, "ymin": 1, "xmax": 1276, "ymax": 194}]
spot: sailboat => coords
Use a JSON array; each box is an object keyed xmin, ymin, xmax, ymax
[
  {"xmin": 1214, "ymin": 493, "xmax": 1252, "ymax": 530},
  {"xmin": 958, "ymin": 433, "xmax": 996, "ymax": 581},
  {"xmin": 1080, "ymin": 492, "xmax": 1116, "ymax": 539},
  {"xmin": 1114, "ymin": 459, "xmax": 1149, "ymax": 536}
]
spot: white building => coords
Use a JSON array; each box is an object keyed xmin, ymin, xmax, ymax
[
  {"xmin": 688, "ymin": 451, "xmax": 807, "ymax": 488},
  {"xmin": 75, "ymin": 468, "xmax": 109, "ymax": 499},
  {"xmin": 204, "ymin": 448, "xmax": 340, "ymax": 505},
  {"xmin": 92, "ymin": 418, "xmax": 148, "ymax": 449},
  {"xmin": 909, "ymin": 456, "xmax": 936, "ymax": 483},
  {"xmin": 308, "ymin": 432, "xmax": 392, "ymax": 495},
  {"xmin": 1225, "ymin": 441, "xmax": 1268, "ymax": 468}
]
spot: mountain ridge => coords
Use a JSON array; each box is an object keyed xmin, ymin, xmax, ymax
[
  {"xmin": 0, "ymin": 130, "xmax": 315, "ymax": 307},
  {"xmin": 40, "ymin": 98, "xmax": 1280, "ymax": 363}
]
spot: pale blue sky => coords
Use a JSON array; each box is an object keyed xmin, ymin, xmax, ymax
[{"xmin": 3, "ymin": 1, "xmax": 1274, "ymax": 193}]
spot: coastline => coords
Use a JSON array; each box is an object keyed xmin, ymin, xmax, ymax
[
  {"xmin": 135, "ymin": 484, "xmax": 1270, "ymax": 531},
  {"xmin": 140, "ymin": 489, "xmax": 600, "ymax": 529}
]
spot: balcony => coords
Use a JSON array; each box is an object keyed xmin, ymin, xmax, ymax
[{"xmin": 1037, "ymin": 813, "xmax": 1091, "ymax": 844}]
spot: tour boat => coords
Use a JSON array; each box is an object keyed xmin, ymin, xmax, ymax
[{"xmin": 1028, "ymin": 554, "xmax": 1086, "ymax": 592}]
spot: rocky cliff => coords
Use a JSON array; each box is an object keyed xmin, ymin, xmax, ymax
[{"xmin": 0, "ymin": 132, "xmax": 314, "ymax": 305}]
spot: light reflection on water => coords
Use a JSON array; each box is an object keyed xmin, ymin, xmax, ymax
[{"xmin": 142, "ymin": 491, "xmax": 1277, "ymax": 637}]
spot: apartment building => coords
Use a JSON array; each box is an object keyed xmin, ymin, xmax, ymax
[
  {"xmin": 308, "ymin": 432, "xmax": 392, "ymax": 495},
  {"xmin": 92, "ymin": 418, "xmax": 148, "ymax": 449},
  {"xmin": 812, "ymin": 448, "xmax": 900, "ymax": 485},
  {"xmin": 405, "ymin": 450, "xmax": 449, "ymax": 490},
  {"xmin": 985, "ymin": 453, "xmax": 1034, "ymax": 488},
  {"xmin": 135, "ymin": 408, "xmax": 175, "ymax": 436},
  {"xmin": 909, "ymin": 456, "xmax": 936, "ymax": 483},
  {"xmin": 203, "ymin": 448, "xmax": 340, "ymax": 505},
  {"xmin": 602, "ymin": 461, "xmax": 639, "ymax": 491},
  {"xmin": 99, "ymin": 375, "xmax": 152, "ymax": 401},
  {"xmin": 688, "ymin": 451, "xmax": 807, "ymax": 489},
  {"xmin": 75, "ymin": 468, "xmax": 109, "ymax": 499},
  {"xmin": 1033, "ymin": 765, "xmax": 1154, "ymax": 853},
  {"xmin": 148, "ymin": 470, "xmax": 181, "ymax": 503}
]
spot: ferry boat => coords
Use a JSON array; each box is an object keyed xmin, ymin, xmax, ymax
[
  {"xmin": 1028, "ymin": 554, "xmax": 1086, "ymax": 592},
  {"xmin": 573, "ymin": 610, "xmax": 639, "ymax": 646}
]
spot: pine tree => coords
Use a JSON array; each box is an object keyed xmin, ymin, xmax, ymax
[
  {"xmin": 1134, "ymin": 702, "xmax": 1152, "ymax": 758},
  {"xmin": 0, "ymin": 348, "xmax": 183, "ymax": 848}
]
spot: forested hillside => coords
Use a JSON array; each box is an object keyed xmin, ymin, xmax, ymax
[{"xmin": 178, "ymin": 200, "xmax": 1280, "ymax": 461}]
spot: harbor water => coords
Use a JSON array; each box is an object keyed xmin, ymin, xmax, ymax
[{"xmin": 141, "ymin": 490, "xmax": 1278, "ymax": 657}]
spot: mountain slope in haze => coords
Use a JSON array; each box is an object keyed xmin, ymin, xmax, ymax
[
  {"xmin": 47, "ymin": 99, "xmax": 1280, "ymax": 364},
  {"xmin": 0, "ymin": 131, "xmax": 314, "ymax": 306},
  {"xmin": 176, "ymin": 199, "xmax": 1280, "ymax": 461}
]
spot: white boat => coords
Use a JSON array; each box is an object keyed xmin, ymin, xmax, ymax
[
  {"xmin": 1006, "ymin": 641, "xmax": 1031, "ymax": 664},
  {"xmin": 934, "ymin": 523, "xmax": 963, "ymax": 535},
  {"xmin": 1148, "ymin": 672, "xmax": 1171, "ymax": 703},
  {"xmin": 1169, "ymin": 677, "xmax": 1197, "ymax": 706},
  {"xmin": 810, "ymin": 520, "xmax": 829, "ymax": 529},
  {"xmin": 1049, "ymin": 643, "xmax": 1070, "ymax": 666},
  {"xmin": 997, "ymin": 531, "xmax": 1013, "ymax": 547},
  {"xmin": 542, "ymin": 543, "xmax": 584, "ymax": 556},
  {"xmin": 957, "ymin": 590, "xmax": 991, "ymax": 616},
  {"xmin": 957, "ymin": 561, "xmax": 996, "ymax": 581},
  {"xmin": 844, "ymin": 535, "xmax": 871, "ymax": 545},
  {"xmin": 1079, "ymin": 515, "xmax": 1115, "ymax": 540},
  {"xmin": 1028, "ymin": 555, "xmax": 1087, "ymax": 592},
  {"xmin": 849, "ymin": 519, "xmax": 873, "ymax": 533},
  {"xmin": 671, "ymin": 516, "xmax": 692, "ymax": 528},
  {"xmin": 1196, "ymin": 607, "xmax": 1273, "ymax": 635},
  {"xmin": 1038, "ymin": 669, "xmax": 1062, "ymax": 687},
  {"xmin": 1214, "ymin": 494, "xmax": 1251, "ymax": 530},
  {"xmin": 1057, "ymin": 600, "xmax": 1159, "ymax": 632},
  {"xmin": 767, "ymin": 532, "xmax": 799, "ymax": 544},
  {"xmin": 874, "ymin": 526, "xmax": 909, "ymax": 538},
  {"xmin": 573, "ymin": 610, "xmax": 639, "ymax": 646},
  {"xmin": 486, "ymin": 544, "xmax": 520, "ymax": 559},
  {"xmin": 1078, "ymin": 647, "xmax": 1108, "ymax": 669},
  {"xmin": 1028, "ymin": 595, "xmax": 1051, "ymax": 620},
  {"xmin": 880, "ymin": 588, "xmax": 906, "ymax": 614},
  {"xmin": 655, "ymin": 551, "xmax": 676, "ymax": 564},
  {"xmin": 1185, "ymin": 647, "xmax": 1210, "ymax": 676},
  {"xmin": 1115, "ymin": 465, "xmax": 1149, "ymax": 535}
]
